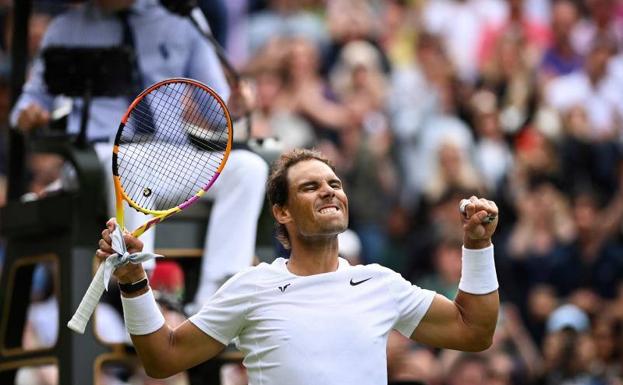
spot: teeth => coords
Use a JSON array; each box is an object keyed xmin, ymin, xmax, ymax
[{"xmin": 320, "ymin": 207, "xmax": 338, "ymax": 214}]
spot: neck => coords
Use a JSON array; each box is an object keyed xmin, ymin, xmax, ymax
[
  {"xmin": 287, "ymin": 237, "xmax": 340, "ymax": 276},
  {"xmin": 95, "ymin": 0, "xmax": 135, "ymax": 13},
  {"xmin": 588, "ymin": 71, "xmax": 603, "ymax": 87}
]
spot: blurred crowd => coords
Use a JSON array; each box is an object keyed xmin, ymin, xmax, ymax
[{"xmin": 1, "ymin": 0, "xmax": 623, "ymax": 384}]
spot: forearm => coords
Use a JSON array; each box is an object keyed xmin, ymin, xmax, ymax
[
  {"xmin": 120, "ymin": 284, "xmax": 224, "ymax": 378},
  {"xmin": 130, "ymin": 323, "xmax": 178, "ymax": 378},
  {"xmin": 455, "ymin": 243, "xmax": 499, "ymax": 349},
  {"xmin": 10, "ymin": 58, "xmax": 53, "ymax": 127},
  {"xmin": 413, "ymin": 246, "xmax": 500, "ymax": 351},
  {"xmin": 120, "ymin": 287, "xmax": 172, "ymax": 376},
  {"xmin": 414, "ymin": 197, "xmax": 500, "ymax": 351},
  {"xmin": 129, "ymin": 315, "xmax": 225, "ymax": 379},
  {"xmin": 122, "ymin": 289, "xmax": 204, "ymax": 378},
  {"xmin": 454, "ymin": 290, "xmax": 499, "ymax": 350}
]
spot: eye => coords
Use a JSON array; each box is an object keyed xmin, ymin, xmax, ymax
[{"xmin": 330, "ymin": 181, "xmax": 342, "ymax": 189}]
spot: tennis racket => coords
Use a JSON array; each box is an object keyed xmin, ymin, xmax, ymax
[{"xmin": 67, "ymin": 77, "xmax": 232, "ymax": 334}]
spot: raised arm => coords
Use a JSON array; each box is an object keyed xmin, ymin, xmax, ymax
[
  {"xmin": 411, "ymin": 197, "xmax": 500, "ymax": 352},
  {"xmin": 97, "ymin": 219, "xmax": 225, "ymax": 378}
]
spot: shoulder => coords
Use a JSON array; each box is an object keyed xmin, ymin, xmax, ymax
[
  {"xmin": 216, "ymin": 261, "xmax": 285, "ymax": 294},
  {"xmin": 141, "ymin": 4, "xmax": 198, "ymax": 34},
  {"xmin": 221, "ymin": 262, "xmax": 272, "ymax": 285},
  {"xmin": 44, "ymin": 7, "xmax": 86, "ymax": 36},
  {"xmin": 354, "ymin": 263, "xmax": 429, "ymax": 291},
  {"xmin": 350, "ymin": 263, "xmax": 403, "ymax": 281}
]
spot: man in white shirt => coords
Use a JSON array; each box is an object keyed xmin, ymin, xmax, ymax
[
  {"xmin": 96, "ymin": 148, "xmax": 500, "ymax": 385},
  {"xmin": 545, "ymin": 39, "xmax": 622, "ymax": 140}
]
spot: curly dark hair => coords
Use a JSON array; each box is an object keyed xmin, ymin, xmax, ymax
[{"xmin": 267, "ymin": 148, "xmax": 335, "ymax": 249}]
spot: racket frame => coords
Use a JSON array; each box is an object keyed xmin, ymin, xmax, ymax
[{"xmin": 112, "ymin": 77, "xmax": 232, "ymax": 237}]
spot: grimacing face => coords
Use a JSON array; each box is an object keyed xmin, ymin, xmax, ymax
[{"xmin": 280, "ymin": 159, "xmax": 349, "ymax": 241}]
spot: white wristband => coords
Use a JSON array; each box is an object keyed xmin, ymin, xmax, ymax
[
  {"xmin": 121, "ymin": 289, "xmax": 165, "ymax": 335},
  {"xmin": 458, "ymin": 245, "xmax": 498, "ymax": 295}
]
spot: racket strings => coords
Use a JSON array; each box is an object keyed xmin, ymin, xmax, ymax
[
  {"xmin": 121, "ymin": 122, "xmax": 222, "ymax": 209},
  {"xmin": 130, "ymin": 83, "xmax": 225, "ymax": 205},
  {"xmin": 117, "ymin": 81, "xmax": 229, "ymax": 211}
]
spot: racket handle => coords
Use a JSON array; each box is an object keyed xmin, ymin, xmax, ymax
[{"xmin": 67, "ymin": 264, "xmax": 106, "ymax": 334}]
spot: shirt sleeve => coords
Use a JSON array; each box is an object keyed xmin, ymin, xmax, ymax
[
  {"xmin": 386, "ymin": 270, "xmax": 436, "ymax": 338},
  {"xmin": 188, "ymin": 272, "xmax": 251, "ymax": 345}
]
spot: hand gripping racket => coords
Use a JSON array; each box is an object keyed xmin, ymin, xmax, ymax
[{"xmin": 67, "ymin": 78, "xmax": 232, "ymax": 333}]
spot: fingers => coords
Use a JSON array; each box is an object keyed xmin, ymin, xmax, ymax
[
  {"xmin": 459, "ymin": 196, "xmax": 498, "ymax": 224},
  {"xmin": 227, "ymin": 80, "xmax": 255, "ymax": 118},
  {"xmin": 96, "ymin": 236, "xmax": 114, "ymax": 261},
  {"xmin": 460, "ymin": 196, "xmax": 499, "ymax": 245},
  {"xmin": 97, "ymin": 218, "xmax": 145, "ymax": 259},
  {"xmin": 106, "ymin": 217, "xmax": 117, "ymax": 229},
  {"xmin": 17, "ymin": 104, "xmax": 50, "ymax": 132},
  {"xmin": 96, "ymin": 218, "xmax": 117, "ymax": 261},
  {"xmin": 95, "ymin": 248, "xmax": 111, "ymax": 261},
  {"xmin": 124, "ymin": 234, "xmax": 144, "ymax": 254}
]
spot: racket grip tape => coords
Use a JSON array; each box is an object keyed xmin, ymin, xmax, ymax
[{"xmin": 67, "ymin": 264, "xmax": 106, "ymax": 334}]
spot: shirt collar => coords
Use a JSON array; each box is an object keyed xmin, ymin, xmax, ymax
[{"xmin": 275, "ymin": 256, "xmax": 350, "ymax": 276}]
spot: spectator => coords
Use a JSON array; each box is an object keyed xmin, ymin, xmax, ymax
[
  {"xmin": 445, "ymin": 354, "xmax": 489, "ymax": 385},
  {"xmin": 572, "ymin": 0, "xmax": 623, "ymax": 56},
  {"xmin": 541, "ymin": 304, "xmax": 606, "ymax": 385},
  {"xmin": 422, "ymin": 0, "xmax": 507, "ymax": 82},
  {"xmin": 441, "ymin": 303, "xmax": 543, "ymax": 385},
  {"xmin": 547, "ymin": 186, "xmax": 623, "ymax": 299},
  {"xmin": 422, "ymin": 138, "xmax": 485, "ymax": 204},
  {"xmin": 505, "ymin": 179, "xmax": 575, "ymax": 288},
  {"xmin": 387, "ymin": 331, "xmax": 442, "ymax": 385},
  {"xmin": 279, "ymin": 36, "xmax": 355, "ymax": 140},
  {"xmin": 247, "ymin": 0, "xmax": 328, "ymax": 56},
  {"xmin": 470, "ymin": 90, "xmax": 515, "ymax": 192},
  {"xmin": 389, "ymin": 33, "xmax": 475, "ymax": 208},
  {"xmin": 379, "ymin": 0, "xmax": 419, "ymax": 68},
  {"xmin": 324, "ymin": 0, "xmax": 391, "ymax": 76},
  {"xmin": 477, "ymin": 25, "xmax": 540, "ymax": 137},
  {"xmin": 416, "ymin": 234, "xmax": 463, "ymax": 300},
  {"xmin": 248, "ymin": 64, "xmax": 316, "ymax": 149},
  {"xmin": 558, "ymin": 105, "xmax": 622, "ymax": 199},
  {"xmin": 538, "ymin": 0, "xmax": 583, "ymax": 82},
  {"xmin": 244, "ymin": 36, "xmax": 316, "ymax": 148},
  {"xmin": 478, "ymin": 0, "xmax": 551, "ymax": 76},
  {"xmin": 591, "ymin": 314, "xmax": 621, "ymax": 382},
  {"xmin": 545, "ymin": 38, "xmax": 621, "ymax": 141}
]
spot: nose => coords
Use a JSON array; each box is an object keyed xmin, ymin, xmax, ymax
[{"xmin": 318, "ymin": 182, "xmax": 335, "ymax": 198}]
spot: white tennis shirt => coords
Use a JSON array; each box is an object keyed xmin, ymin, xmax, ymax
[{"xmin": 189, "ymin": 257, "xmax": 436, "ymax": 385}]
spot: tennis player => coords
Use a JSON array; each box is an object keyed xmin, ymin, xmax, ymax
[{"xmin": 97, "ymin": 148, "xmax": 499, "ymax": 384}]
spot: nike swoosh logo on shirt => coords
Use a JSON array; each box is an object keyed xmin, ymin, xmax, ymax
[{"xmin": 350, "ymin": 277, "xmax": 372, "ymax": 286}]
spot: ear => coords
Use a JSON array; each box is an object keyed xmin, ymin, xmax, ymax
[{"xmin": 272, "ymin": 204, "xmax": 291, "ymax": 225}]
